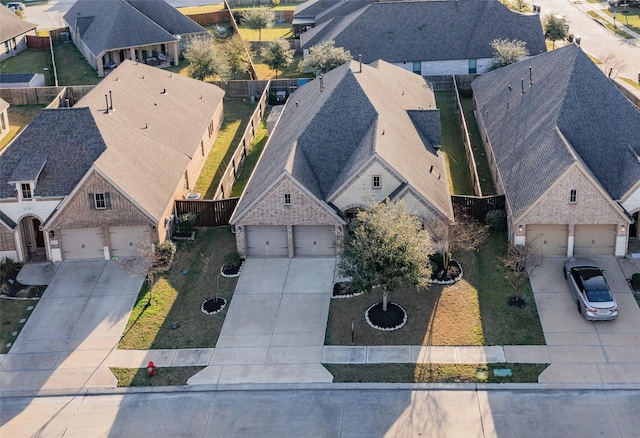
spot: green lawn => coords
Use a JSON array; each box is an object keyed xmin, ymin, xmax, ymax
[
  {"xmin": 195, "ymin": 99, "xmax": 257, "ymax": 198},
  {"xmin": 460, "ymin": 97, "xmax": 496, "ymax": 196},
  {"xmin": 111, "ymin": 366, "xmax": 205, "ymax": 386},
  {"xmin": 436, "ymin": 91, "xmax": 474, "ymax": 196},
  {"xmin": 231, "ymin": 119, "xmax": 269, "ymax": 197},
  {"xmin": 325, "ymin": 231, "xmax": 545, "ymax": 347},
  {"xmin": 0, "ymin": 299, "xmax": 36, "ymax": 354},
  {"xmin": 0, "ymin": 104, "xmax": 45, "ymax": 151},
  {"xmin": 53, "ymin": 43, "xmax": 102, "ymax": 85},
  {"xmin": 0, "ymin": 48, "xmax": 54, "ymax": 85},
  {"xmin": 604, "ymin": 7, "xmax": 640, "ymax": 35},
  {"xmin": 236, "ymin": 23, "xmax": 294, "ymax": 41},
  {"xmin": 118, "ymin": 227, "xmax": 238, "ymax": 350},
  {"xmin": 325, "ymin": 363, "xmax": 548, "ymax": 383},
  {"xmin": 253, "ymin": 53, "xmax": 313, "ymax": 79}
]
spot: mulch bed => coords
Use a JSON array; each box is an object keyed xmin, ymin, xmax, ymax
[
  {"xmin": 430, "ymin": 260, "xmax": 462, "ymax": 283},
  {"xmin": 507, "ymin": 296, "xmax": 526, "ymax": 308},
  {"xmin": 222, "ymin": 264, "xmax": 241, "ymax": 276},
  {"xmin": 0, "ymin": 265, "xmax": 45, "ymax": 299},
  {"xmin": 365, "ymin": 302, "xmax": 407, "ymax": 331},
  {"xmin": 332, "ymin": 282, "xmax": 363, "ymax": 298},
  {"xmin": 201, "ymin": 297, "xmax": 227, "ymax": 315}
]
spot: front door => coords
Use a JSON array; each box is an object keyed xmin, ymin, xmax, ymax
[
  {"xmin": 630, "ymin": 212, "xmax": 638, "ymax": 239},
  {"xmin": 21, "ymin": 217, "xmax": 46, "ymax": 261}
]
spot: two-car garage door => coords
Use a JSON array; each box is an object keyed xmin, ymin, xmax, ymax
[
  {"xmin": 60, "ymin": 225, "xmax": 150, "ymax": 260},
  {"xmin": 525, "ymin": 224, "xmax": 616, "ymax": 256},
  {"xmin": 245, "ymin": 225, "xmax": 335, "ymax": 257}
]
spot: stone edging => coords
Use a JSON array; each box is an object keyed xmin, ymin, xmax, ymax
[
  {"xmin": 365, "ymin": 302, "xmax": 407, "ymax": 332},
  {"xmin": 220, "ymin": 262, "xmax": 243, "ymax": 278},
  {"xmin": 331, "ymin": 282, "xmax": 364, "ymax": 299},
  {"xmin": 201, "ymin": 297, "xmax": 227, "ymax": 315},
  {"xmin": 0, "ymin": 295, "xmax": 40, "ymax": 301},
  {"xmin": 428, "ymin": 259, "xmax": 463, "ymax": 285}
]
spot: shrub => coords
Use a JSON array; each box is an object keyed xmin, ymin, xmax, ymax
[
  {"xmin": 155, "ymin": 241, "xmax": 176, "ymax": 262},
  {"xmin": 176, "ymin": 213, "xmax": 196, "ymax": 235},
  {"xmin": 485, "ymin": 209, "xmax": 507, "ymax": 231},
  {"xmin": 631, "ymin": 273, "xmax": 640, "ymax": 290},
  {"xmin": 458, "ymin": 83, "xmax": 473, "ymax": 98},
  {"xmin": 224, "ymin": 251, "xmax": 242, "ymax": 268}
]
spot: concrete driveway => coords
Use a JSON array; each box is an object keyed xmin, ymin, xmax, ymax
[
  {"xmin": 189, "ymin": 258, "xmax": 337, "ymax": 385},
  {"xmin": 530, "ymin": 257, "xmax": 640, "ymax": 384},
  {"xmin": 0, "ymin": 261, "xmax": 143, "ymax": 393}
]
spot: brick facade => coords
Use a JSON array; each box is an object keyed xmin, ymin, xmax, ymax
[
  {"xmin": 0, "ymin": 225, "xmax": 14, "ymax": 251},
  {"xmin": 235, "ymin": 176, "xmax": 344, "ymax": 257},
  {"xmin": 48, "ymin": 170, "xmax": 157, "ymax": 251}
]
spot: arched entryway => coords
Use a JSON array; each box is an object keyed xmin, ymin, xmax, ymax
[{"xmin": 19, "ymin": 216, "xmax": 47, "ymax": 262}]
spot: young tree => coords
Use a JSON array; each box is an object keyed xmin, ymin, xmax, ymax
[
  {"xmin": 338, "ymin": 200, "xmax": 434, "ymax": 312},
  {"xmin": 225, "ymin": 35, "xmax": 251, "ymax": 79},
  {"xmin": 543, "ymin": 14, "xmax": 569, "ymax": 49},
  {"xmin": 490, "ymin": 38, "xmax": 529, "ymax": 70},
  {"xmin": 121, "ymin": 239, "xmax": 171, "ymax": 306},
  {"xmin": 600, "ymin": 53, "xmax": 627, "ymax": 79},
  {"xmin": 261, "ymin": 39, "xmax": 294, "ymax": 79},
  {"xmin": 500, "ymin": 243, "xmax": 541, "ymax": 305},
  {"xmin": 184, "ymin": 38, "xmax": 230, "ymax": 81},
  {"xmin": 241, "ymin": 8, "xmax": 275, "ymax": 41},
  {"xmin": 302, "ymin": 41, "xmax": 352, "ymax": 76}
]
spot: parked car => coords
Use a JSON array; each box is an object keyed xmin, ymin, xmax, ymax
[
  {"xmin": 609, "ymin": 0, "xmax": 640, "ymax": 7},
  {"xmin": 6, "ymin": 2, "xmax": 25, "ymax": 10},
  {"xmin": 563, "ymin": 258, "xmax": 618, "ymax": 321}
]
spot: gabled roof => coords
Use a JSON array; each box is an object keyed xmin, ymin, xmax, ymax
[
  {"xmin": 471, "ymin": 44, "xmax": 640, "ymax": 219},
  {"xmin": 0, "ymin": 6, "xmax": 37, "ymax": 43},
  {"xmin": 293, "ymin": 0, "xmax": 376, "ymax": 25},
  {"xmin": 300, "ymin": 0, "xmax": 546, "ymax": 63},
  {"xmin": 0, "ymin": 60, "xmax": 225, "ymax": 222},
  {"xmin": 233, "ymin": 59, "xmax": 452, "ymax": 222},
  {"xmin": 63, "ymin": 0, "xmax": 206, "ymax": 56}
]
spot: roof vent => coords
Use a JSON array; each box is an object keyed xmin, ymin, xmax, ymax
[
  {"xmin": 141, "ymin": 75, "xmax": 145, "ymax": 80},
  {"xmin": 109, "ymin": 90, "xmax": 113, "ymax": 111},
  {"xmin": 161, "ymin": 88, "xmax": 167, "ymax": 94},
  {"xmin": 104, "ymin": 94, "xmax": 110, "ymax": 114},
  {"xmin": 521, "ymin": 78, "xmax": 525, "ymax": 95},
  {"xmin": 529, "ymin": 66, "xmax": 533, "ymax": 85},
  {"xmin": 429, "ymin": 165, "xmax": 434, "ymax": 173},
  {"xmin": 319, "ymin": 75, "xmax": 324, "ymax": 92},
  {"xmin": 358, "ymin": 54, "xmax": 362, "ymax": 73}
]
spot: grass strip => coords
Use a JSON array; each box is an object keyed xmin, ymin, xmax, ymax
[
  {"xmin": 111, "ymin": 366, "xmax": 205, "ymax": 386},
  {"xmin": 0, "ymin": 299, "xmax": 36, "ymax": 354},
  {"xmin": 231, "ymin": 120, "xmax": 268, "ymax": 197},
  {"xmin": 324, "ymin": 363, "xmax": 549, "ymax": 383}
]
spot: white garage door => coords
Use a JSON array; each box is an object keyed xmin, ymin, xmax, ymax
[
  {"xmin": 108, "ymin": 225, "xmax": 151, "ymax": 258},
  {"xmin": 574, "ymin": 224, "xmax": 616, "ymax": 256},
  {"xmin": 60, "ymin": 228, "xmax": 104, "ymax": 260},
  {"xmin": 246, "ymin": 226, "xmax": 288, "ymax": 257},
  {"xmin": 526, "ymin": 224, "xmax": 568, "ymax": 255},
  {"xmin": 293, "ymin": 225, "xmax": 335, "ymax": 256}
]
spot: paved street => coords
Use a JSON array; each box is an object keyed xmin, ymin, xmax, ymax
[{"xmin": 2, "ymin": 388, "xmax": 640, "ymax": 437}]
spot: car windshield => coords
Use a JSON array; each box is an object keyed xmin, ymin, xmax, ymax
[{"xmin": 580, "ymin": 269, "xmax": 613, "ymax": 302}]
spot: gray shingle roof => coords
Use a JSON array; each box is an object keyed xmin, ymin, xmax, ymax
[
  {"xmin": 0, "ymin": 6, "xmax": 37, "ymax": 43},
  {"xmin": 64, "ymin": 0, "xmax": 205, "ymax": 57},
  {"xmin": 0, "ymin": 108, "xmax": 106, "ymax": 199},
  {"xmin": 0, "ymin": 73, "xmax": 37, "ymax": 84},
  {"xmin": 301, "ymin": 0, "xmax": 546, "ymax": 63},
  {"xmin": 471, "ymin": 44, "xmax": 640, "ymax": 219},
  {"xmin": 234, "ymin": 59, "xmax": 452, "ymax": 222}
]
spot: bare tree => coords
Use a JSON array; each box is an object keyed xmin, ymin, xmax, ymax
[
  {"xmin": 120, "ymin": 238, "xmax": 157, "ymax": 306},
  {"xmin": 600, "ymin": 53, "xmax": 627, "ymax": 79},
  {"xmin": 499, "ymin": 243, "xmax": 542, "ymax": 303}
]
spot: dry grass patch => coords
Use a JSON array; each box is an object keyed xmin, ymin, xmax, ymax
[
  {"xmin": 0, "ymin": 105, "xmax": 45, "ymax": 151},
  {"xmin": 111, "ymin": 366, "xmax": 205, "ymax": 386}
]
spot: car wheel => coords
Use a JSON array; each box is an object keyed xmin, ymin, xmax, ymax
[{"xmin": 576, "ymin": 300, "xmax": 581, "ymax": 315}]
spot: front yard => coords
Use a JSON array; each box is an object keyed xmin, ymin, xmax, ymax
[
  {"xmin": 325, "ymin": 230, "xmax": 545, "ymax": 346},
  {"xmin": 118, "ymin": 226, "xmax": 238, "ymax": 350}
]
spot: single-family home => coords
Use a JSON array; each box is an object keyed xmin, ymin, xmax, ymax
[
  {"xmin": 0, "ymin": 60, "xmax": 224, "ymax": 263},
  {"xmin": 231, "ymin": 59, "xmax": 453, "ymax": 257},
  {"xmin": 64, "ymin": 0, "xmax": 209, "ymax": 77},
  {"xmin": 0, "ymin": 6, "xmax": 37, "ymax": 61},
  {"xmin": 471, "ymin": 44, "xmax": 639, "ymax": 256},
  {"xmin": 299, "ymin": 0, "xmax": 546, "ymax": 76}
]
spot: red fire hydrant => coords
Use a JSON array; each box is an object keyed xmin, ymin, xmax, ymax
[{"xmin": 147, "ymin": 361, "xmax": 156, "ymax": 377}]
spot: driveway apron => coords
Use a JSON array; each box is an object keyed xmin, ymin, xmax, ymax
[
  {"xmin": 0, "ymin": 261, "xmax": 143, "ymax": 392},
  {"xmin": 531, "ymin": 256, "xmax": 640, "ymax": 384},
  {"xmin": 189, "ymin": 258, "xmax": 336, "ymax": 385}
]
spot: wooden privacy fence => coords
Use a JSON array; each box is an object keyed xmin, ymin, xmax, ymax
[
  {"xmin": 214, "ymin": 81, "xmax": 270, "ymax": 199},
  {"xmin": 425, "ymin": 74, "xmax": 477, "ymax": 91},
  {"xmin": 452, "ymin": 76, "xmax": 483, "ymax": 197},
  {"xmin": 26, "ymin": 35, "xmax": 50, "ymax": 50},
  {"xmin": 452, "ymin": 195, "xmax": 505, "ymax": 222},
  {"xmin": 175, "ymin": 198, "xmax": 240, "ymax": 227},
  {"xmin": 0, "ymin": 85, "xmax": 95, "ymax": 105}
]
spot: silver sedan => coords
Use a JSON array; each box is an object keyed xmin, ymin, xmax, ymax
[{"xmin": 563, "ymin": 258, "xmax": 618, "ymax": 321}]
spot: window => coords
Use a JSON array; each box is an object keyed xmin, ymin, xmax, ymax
[
  {"xmin": 284, "ymin": 193, "xmax": 291, "ymax": 205},
  {"xmin": 94, "ymin": 193, "xmax": 106, "ymax": 209},
  {"xmin": 569, "ymin": 189, "xmax": 577, "ymax": 204},
  {"xmin": 372, "ymin": 175, "xmax": 381, "ymax": 189},
  {"xmin": 412, "ymin": 61, "xmax": 421, "ymax": 74},
  {"xmin": 21, "ymin": 183, "xmax": 32, "ymax": 199},
  {"xmin": 469, "ymin": 59, "xmax": 477, "ymax": 74}
]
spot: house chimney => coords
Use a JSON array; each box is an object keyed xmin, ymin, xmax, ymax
[
  {"xmin": 104, "ymin": 95, "xmax": 110, "ymax": 114},
  {"xmin": 358, "ymin": 54, "xmax": 362, "ymax": 73},
  {"xmin": 109, "ymin": 90, "xmax": 113, "ymax": 110}
]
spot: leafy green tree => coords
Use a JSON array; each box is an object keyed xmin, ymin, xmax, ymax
[
  {"xmin": 225, "ymin": 35, "xmax": 251, "ymax": 79},
  {"xmin": 241, "ymin": 8, "xmax": 275, "ymax": 41},
  {"xmin": 543, "ymin": 14, "xmax": 569, "ymax": 49},
  {"xmin": 184, "ymin": 38, "xmax": 230, "ymax": 81},
  {"xmin": 261, "ymin": 39, "xmax": 294, "ymax": 79},
  {"xmin": 338, "ymin": 200, "xmax": 434, "ymax": 312},
  {"xmin": 302, "ymin": 41, "xmax": 352, "ymax": 75},
  {"xmin": 490, "ymin": 38, "xmax": 529, "ymax": 70}
]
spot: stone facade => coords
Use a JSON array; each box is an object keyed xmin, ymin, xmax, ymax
[
  {"xmin": 235, "ymin": 176, "xmax": 344, "ymax": 257},
  {"xmin": 48, "ymin": 171, "xmax": 157, "ymax": 254}
]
